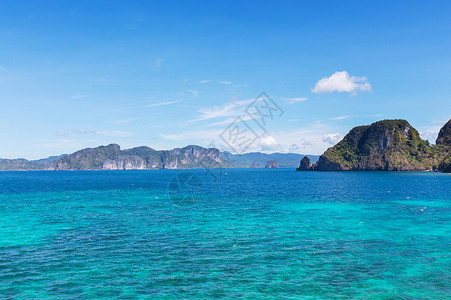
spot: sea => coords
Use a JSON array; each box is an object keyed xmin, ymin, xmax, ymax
[{"xmin": 0, "ymin": 169, "xmax": 450, "ymax": 299}]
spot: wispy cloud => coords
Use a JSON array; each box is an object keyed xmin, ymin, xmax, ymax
[
  {"xmin": 187, "ymin": 90, "xmax": 199, "ymax": 97},
  {"xmin": 142, "ymin": 100, "xmax": 182, "ymax": 108},
  {"xmin": 199, "ymin": 79, "xmax": 245, "ymax": 87},
  {"xmin": 195, "ymin": 98, "xmax": 255, "ymax": 122},
  {"xmin": 286, "ymin": 97, "xmax": 308, "ymax": 104},
  {"xmin": 57, "ymin": 129, "xmax": 131, "ymax": 137},
  {"xmin": 206, "ymin": 115, "xmax": 254, "ymax": 127},
  {"xmin": 331, "ymin": 115, "xmax": 352, "ymax": 120},
  {"xmin": 366, "ymin": 113, "xmax": 384, "ymax": 118},
  {"xmin": 312, "ymin": 71, "xmax": 371, "ymax": 95}
]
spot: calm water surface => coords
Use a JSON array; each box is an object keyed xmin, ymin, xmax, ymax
[{"xmin": 0, "ymin": 169, "xmax": 450, "ymax": 298}]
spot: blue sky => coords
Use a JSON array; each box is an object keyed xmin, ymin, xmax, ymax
[{"xmin": 1, "ymin": 0, "xmax": 450, "ymax": 159}]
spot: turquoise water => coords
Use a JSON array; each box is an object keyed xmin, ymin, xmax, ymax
[{"xmin": 0, "ymin": 169, "xmax": 450, "ymax": 299}]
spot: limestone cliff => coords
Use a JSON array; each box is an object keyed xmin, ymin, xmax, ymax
[
  {"xmin": 48, "ymin": 144, "xmax": 230, "ymax": 171},
  {"xmin": 311, "ymin": 119, "xmax": 444, "ymax": 171},
  {"xmin": 265, "ymin": 160, "xmax": 279, "ymax": 168},
  {"xmin": 296, "ymin": 156, "xmax": 312, "ymax": 171},
  {"xmin": 435, "ymin": 119, "xmax": 451, "ymax": 172}
]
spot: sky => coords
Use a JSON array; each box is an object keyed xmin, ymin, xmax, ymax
[{"xmin": 1, "ymin": 0, "xmax": 450, "ymax": 159}]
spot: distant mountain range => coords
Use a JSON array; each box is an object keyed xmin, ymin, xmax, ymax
[
  {"xmin": 221, "ymin": 151, "xmax": 318, "ymax": 168},
  {"xmin": 0, "ymin": 145, "xmax": 316, "ymax": 171},
  {"xmin": 4, "ymin": 118, "xmax": 449, "ymax": 172}
]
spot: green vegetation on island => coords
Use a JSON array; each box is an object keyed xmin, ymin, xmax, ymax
[
  {"xmin": 2, "ymin": 119, "xmax": 449, "ymax": 172},
  {"xmin": 0, "ymin": 145, "xmax": 314, "ymax": 171},
  {"xmin": 49, "ymin": 144, "xmax": 228, "ymax": 170},
  {"xmin": 297, "ymin": 119, "xmax": 451, "ymax": 172}
]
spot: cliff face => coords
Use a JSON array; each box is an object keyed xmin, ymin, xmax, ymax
[
  {"xmin": 313, "ymin": 119, "xmax": 440, "ymax": 171},
  {"xmin": 436, "ymin": 120, "xmax": 451, "ymax": 146},
  {"xmin": 48, "ymin": 144, "xmax": 230, "ymax": 171},
  {"xmin": 296, "ymin": 156, "xmax": 312, "ymax": 171},
  {"xmin": 435, "ymin": 119, "xmax": 451, "ymax": 172},
  {"xmin": 50, "ymin": 144, "xmax": 122, "ymax": 170},
  {"xmin": 265, "ymin": 160, "xmax": 279, "ymax": 168},
  {"xmin": 103, "ymin": 156, "xmax": 147, "ymax": 170}
]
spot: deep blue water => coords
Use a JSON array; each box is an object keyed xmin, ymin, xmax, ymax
[{"xmin": 0, "ymin": 169, "xmax": 450, "ymax": 298}]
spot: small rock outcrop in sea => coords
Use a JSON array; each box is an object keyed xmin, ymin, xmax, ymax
[
  {"xmin": 251, "ymin": 163, "xmax": 259, "ymax": 168},
  {"xmin": 265, "ymin": 160, "xmax": 279, "ymax": 168},
  {"xmin": 311, "ymin": 119, "xmax": 451, "ymax": 172},
  {"xmin": 296, "ymin": 156, "xmax": 312, "ymax": 171}
]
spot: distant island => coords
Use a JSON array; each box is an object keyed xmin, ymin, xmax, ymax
[
  {"xmin": 0, "ymin": 145, "xmax": 317, "ymax": 171},
  {"xmin": 297, "ymin": 119, "xmax": 451, "ymax": 172},
  {"xmin": 2, "ymin": 118, "xmax": 450, "ymax": 172}
]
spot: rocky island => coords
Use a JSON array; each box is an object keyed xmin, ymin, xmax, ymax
[
  {"xmin": 297, "ymin": 119, "xmax": 451, "ymax": 172},
  {"xmin": 49, "ymin": 144, "xmax": 228, "ymax": 170},
  {"xmin": 0, "ymin": 146, "xmax": 311, "ymax": 171},
  {"xmin": 265, "ymin": 160, "xmax": 279, "ymax": 168}
]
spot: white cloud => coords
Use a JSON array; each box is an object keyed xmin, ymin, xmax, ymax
[
  {"xmin": 161, "ymin": 122, "xmax": 346, "ymax": 155},
  {"xmin": 420, "ymin": 126, "xmax": 442, "ymax": 144},
  {"xmin": 312, "ymin": 71, "xmax": 371, "ymax": 95},
  {"xmin": 286, "ymin": 97, "xmax": 308, "ymax": 104},
  {"xmin": 219, "ymin": 81, "xmax": 232, "ymax": 85},
  {"xmin": 366, "ymin": 113, "xmax": 384, "ymax": 118},
  {"xmin": 142, "ymin": 100, "xmax": 182, "ymax": 108},
  {"xmin": 289, "ymin": 141, "xmax": 313, "ymax": 151},
  {"xmin": 187, "ymin": 89, "xmax": 199, "ymax": 97},
  {"xmin": 196, "ymin": 98, "xmax": 255, "ymax": 122},
  {"xmin": 260, "ymin": 136, "xmax": 278, "ymax": 150},
  {"xmin": 200, "ymin": 80, "xmax": 211, "ymax": 84},
  {"xmin": 322, "ymin": 133, "xmax": 342, "ymax": 145},
  {"xmin": 331, "ymin": 115, "xmax": 352, "ymax": 120}
]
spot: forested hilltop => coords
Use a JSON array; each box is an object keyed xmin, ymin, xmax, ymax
[
  {"xmin": 297, "ymin": 119, "xmax": 451, "ymax": 172},
  {"xmin": 0, "ymin": 146, "xmax": 310, "ymax": 171}
]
